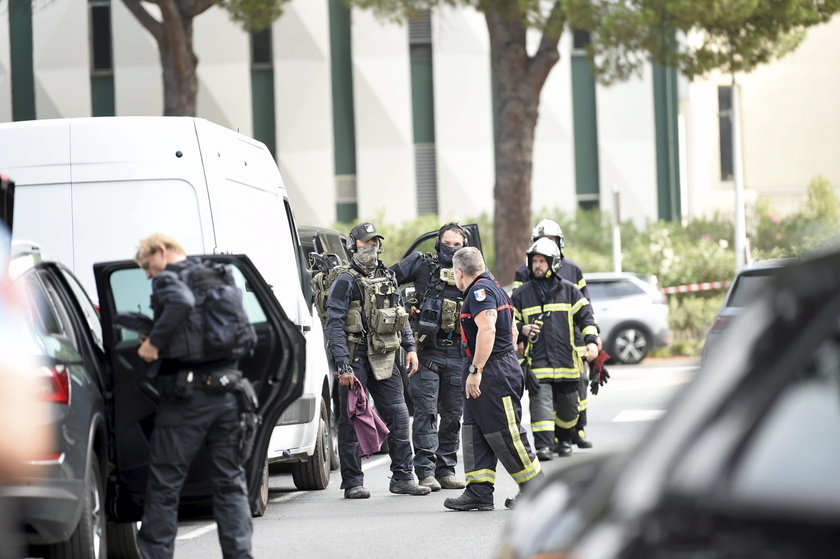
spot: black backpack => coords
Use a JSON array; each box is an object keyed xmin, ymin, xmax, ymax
[{"xmin": 179, "ymin": 260, "xmax": 258, "ymax": 363}]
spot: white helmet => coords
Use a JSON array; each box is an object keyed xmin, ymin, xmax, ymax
[
  {"xmin": 531, "ymin": 219, "xmax": 565, "ymax": 250},
  {"xmin": 526, "ymin": 237, "xmax": 562, "ymax": 275}
]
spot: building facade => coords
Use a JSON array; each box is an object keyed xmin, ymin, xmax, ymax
[{"xmin": 1, "ymin": 0, "xmax": 837, "ymax": 228}]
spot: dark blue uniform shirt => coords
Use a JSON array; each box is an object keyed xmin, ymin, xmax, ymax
[{"xmin": 460, "ymin": 272, "xmax": 515, "ymax": 357}]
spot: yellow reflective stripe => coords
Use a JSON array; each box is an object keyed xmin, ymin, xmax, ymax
[
  {"xmin": 520, "ymin": 305, "xmax": 542, "ymax": 318},
  {"xmin": 512, "ymin": 280, "xmax": 524, "ymax": 290},
  {"xmin": 554, "ymin": 413, "xmax": 577, "ymax": 429},
  {"xmin": 465, "ymin": 469, "xmax": 496, "ymax": 484},
  {"xmin": 578, "ymin": 398, "xmax": 588, "ymax": 411},
  {"xmin": 571, "ymin": 298, "xmax": 589, "ymax": 315},
  {"xmin": 543, "ymin": 302, "xmax": 571, "ymax": 312},
  {"xmin": 534, "ymin": 371, "xmax": 581, "ymax": 380},
  {"xmin": 503, "ymin": 396, "xmax": 542, "ymax": 484},
  {"xmin": 513, "ymin": 458, "xmax": 542, "ymax": 484},
  {"xmin": 514, "ymin": 308, "xmax": 524, "ymax": 321},
  {"xmin": 531, "ymin": 420, "xmax": 555, "ymax": 432},
  {"xmin": 577, "ymin": 278, "xmax": 586, "ymax": 290},
  {"xmin": 582, "ymin": 325, "xmax": 598, "ymax": 337}
]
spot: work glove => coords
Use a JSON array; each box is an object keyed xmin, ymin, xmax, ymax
[
  {"xmin": 589, "ymin": 350, "xmax": 611, "ymax": 395},
  {"xmin": 524, "ymin": 365, "xmax": 542, "ymax": 395}
]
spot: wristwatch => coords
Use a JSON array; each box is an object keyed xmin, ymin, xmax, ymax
[{"xmin": 468, "ymin": 364, "xmax": 483, "ymax": 375}]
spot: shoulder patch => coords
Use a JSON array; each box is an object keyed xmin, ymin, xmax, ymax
[{"xmin": 474, "ymin": 288, "xmax": 487, "ymax": 302}]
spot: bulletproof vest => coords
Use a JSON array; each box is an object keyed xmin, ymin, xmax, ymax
[{"xmin": 411, "ymin": 255, "xmax": 463, "ymax": 346}]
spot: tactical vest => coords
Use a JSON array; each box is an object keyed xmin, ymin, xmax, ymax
[
  {"xmin": 408, "ymin": 255, "xmax": 462, "ymax": 347},
  {"xmin": 313, "ymin": 264, "xmax": 409, "ymax": 379}
]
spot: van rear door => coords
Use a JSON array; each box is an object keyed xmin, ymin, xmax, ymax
[{"xmin": 93, "ymin": 254, "xmax": 305, "ymax": 519}]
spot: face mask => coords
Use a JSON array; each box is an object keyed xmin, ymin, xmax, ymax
[
  {"xmin": 353, "ymin": 243, "xmax": 379, "ymax": 274},
  {"xmin": 437, "ymin": 243, "xmax": 462, "ymax": 267}
]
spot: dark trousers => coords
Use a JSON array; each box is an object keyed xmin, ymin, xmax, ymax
[
  {"xmin": 338, "ymin": 355, "xmax": 414, "ymax": 489},
  {"xmin": 138, "ymin": 389, "xmax": 253, "ymax": 559},
  {"xmin": 573, "ymin": 364, "xmax": 590, "ymax": 436},
  {"xmin": 531, "ymin": 379, "xmax": 580, "ymax": 449},
  {"xmin": 461, "ymin": 351, "xmax": 541, "ymax": 503},
  {"xmin": 409, "ymin": 345, "xmax": 463, "ymax": 479}
]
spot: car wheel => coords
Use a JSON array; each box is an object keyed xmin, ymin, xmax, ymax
[
  {"xmin": 253, "ymin": 459, "xmax": 270, "ymax": 517},
  {"xmin": 609, "ymin": 325, "xmax": 651, "ymax": 365},
  {"xmin": 41, "ymin": 455, "xmax": 106, "ymax": 559},
  {"xmin": 106, "ymin": 522, "xmax": 142, "ymax": 559},
  {"xmin": 291, "ymin": 400, "xmax": 330, "ymax": 490},
  {"xmin": 329, "ymin": 395, "xmax": 340, "ymax": 471}
]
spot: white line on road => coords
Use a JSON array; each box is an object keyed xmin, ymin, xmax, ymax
[
  {"xmin": 613, "ymin": 409, "xmax": 665, "ymax": 422},
  {"xmin": 177, "ymin": 522, "xmax": 218, "ymax": 541}
]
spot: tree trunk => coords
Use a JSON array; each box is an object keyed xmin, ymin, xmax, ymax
[
  {"xmin": 159, "ymin": 11, "xmax": 198, "ymax": 115},
  {"xmin": 485, "ymin": 8, "xmax": 561, "ymax": 285},
  {"xmin": 121, "ymin": 0, "xmax": 207, "ymax": 117}
]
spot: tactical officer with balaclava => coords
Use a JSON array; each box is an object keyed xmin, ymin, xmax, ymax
[
  {"xmin": 390, "ymin": 222, "xmax": 469, "ymax": 492},
  {"xmin": 325, "ymin": 222, "xmax": 431, "ymax": 499}
]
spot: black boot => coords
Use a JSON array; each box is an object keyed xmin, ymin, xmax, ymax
[
  {"xmin": 572, "ymin": 430, "xmax": 593, "ymax": 449},
  {"xmin": 556, "ymin": 440, "xmax": 573, "ymax": 457},
  {"xmin": 444, "ymin": 492, "xmax": 494, "ymax": 511}
]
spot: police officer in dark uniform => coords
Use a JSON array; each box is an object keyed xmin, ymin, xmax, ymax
[
  {"xmin": 443, "ymin": 247, "xmax": 542, "ymax": 511},
  {"xmin": 391, "ymin": 223, "xmax": 468, "ymax": 492},
  {"xmin": 511, "ymin": 238, "xmax": 599, "ymax": 461},
  {"xmin": 326, "ymin": 222, "xmax": 431, "ymax": 499},
  {"xmin": 512, "ymin": 219, "xmax": 600, "ymax": 450},
  {"xmin": 135, "ymin": 233, "xmax": 253, "ymax": 559}
]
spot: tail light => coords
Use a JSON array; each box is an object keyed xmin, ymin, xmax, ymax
[{"xmin": 35, "ymin": 364, "xmax": 71, "ymax": 405}]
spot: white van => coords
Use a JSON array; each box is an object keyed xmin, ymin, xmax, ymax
[{"xmin": 0, "ymin": 116, "xmax": 336, "ymax": 494}]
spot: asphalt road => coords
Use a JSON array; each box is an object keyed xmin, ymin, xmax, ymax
[{"xmin": 173, "ymin": 358, "xmax": 700, "ymax": 559}]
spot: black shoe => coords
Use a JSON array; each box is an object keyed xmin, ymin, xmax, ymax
[
  {"xmin": 556, "ymin": 441, "xmax": 573, "ymax": 457},
  {"xmin": 444, "ymin": 493, "xmax": 494, "ymax": 511},
  {"xmin": 344, "ymin": 486, "xmax": 370, "ymax": 499},
  {"xmin": 389, "ymin": 479, "xmax": 432, "ymax": 496},
  {"xmin": 504, "ymin": 494, "xmax": 520, "ymax": 509},
  {"xmin": 536, "ymin": 447, "xmax": 553, "ymax": 461}
]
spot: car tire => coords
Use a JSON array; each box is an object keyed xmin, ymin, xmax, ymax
[
  {"xmin": 608, "ymin": 324, "xmax": 651, "ymax": 365},
  {"xmin": 291, "ymin": 400, "xmax": 330, "ymax": 490},
  {"xmin": 106, "ymin": 522, "xmax": 142, "ymax": 559},
  {"xmin": 40, "ymin": 455, "xmax": 106, "ymax": 559},
  {"xmin": 329, "ymin": 394, "xmax": 340, "ymax": 471},
  {"xmin": 252, "ymin": 459, "xmax": 270, "ymax": 517}
]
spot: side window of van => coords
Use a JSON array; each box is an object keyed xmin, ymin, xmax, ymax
[{"xmin": 284, "ymin": 199, "xmax": 310, "ymax": 308}]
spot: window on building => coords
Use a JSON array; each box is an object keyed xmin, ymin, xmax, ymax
[
  {"xmin": 573, "ymin": 29, "xmax": 591, "ymax": 53},
  {"xmin": 251, "ymin": 28, "xmax": 273, "ymax": 68},
  {"xmin": 719, "ymin": 85, "xmax": 734, "ymax": 182},
  {"xmin": 90, "ymin": 2, "xmax": 113, "ymax": 74}
]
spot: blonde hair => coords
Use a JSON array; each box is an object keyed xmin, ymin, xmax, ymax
[{"xmin": 135, "ymin": 233, "xmax": 186, "ymax": 264}]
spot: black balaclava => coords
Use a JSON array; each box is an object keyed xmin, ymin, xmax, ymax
[{"xmin": 437, "ymin": 243, "xmax": 461, "ymax": 268}]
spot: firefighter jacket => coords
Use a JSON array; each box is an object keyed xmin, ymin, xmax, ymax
[
  {"xmin": 390, "ymin": 252, "xmax": 463, "ymax": 349},
  {"xmin": 511, "ymin": 275, "xmax": 598, "ymax": 382},
  {"xmin": 324, "ymin": 260, "xmax": 416, "ymax": 368},
  {"xmin": 513, "ymin": 258, "xmax": 597, "ymax": 353}
]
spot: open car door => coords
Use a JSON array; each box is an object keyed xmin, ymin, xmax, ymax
[
  {"xmin": 401, "ymin": 223, "xmax": 483, "ymax": 259},
  {"xmin": 94, "ymin": 254, "xmax": 305, "ymax": 519}
]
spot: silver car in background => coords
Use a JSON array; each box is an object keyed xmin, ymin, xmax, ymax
[{"xmin": 585, "ymin": 272, "xmax": 672, "ymax": 364}]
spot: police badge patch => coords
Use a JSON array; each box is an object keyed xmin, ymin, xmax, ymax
[{"xmin": 474, "ymin": 288, "xmax": 486, "ymax": 301}]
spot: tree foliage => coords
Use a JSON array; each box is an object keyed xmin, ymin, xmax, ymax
[{"xmin": 563, "ymin": 0, "xmax": 840, "ymax": 83}]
